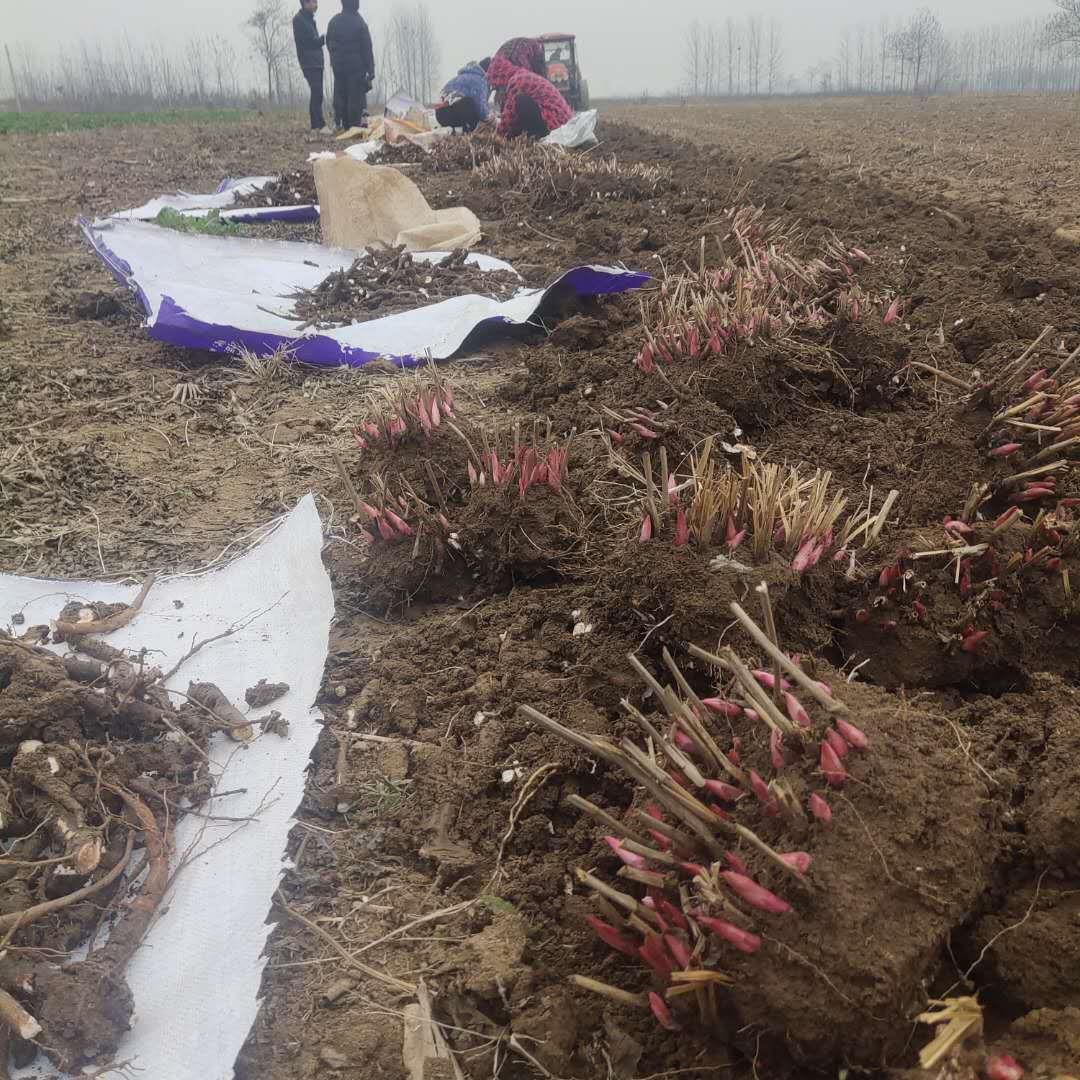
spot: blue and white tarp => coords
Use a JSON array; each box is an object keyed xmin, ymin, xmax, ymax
[
  {"xmin": 107, "ymin": 176, "xmax": 319, "ymax": 226},
  {"xmin": 80, "ymin": 217, "xmax": 649, "ymax": 368}
]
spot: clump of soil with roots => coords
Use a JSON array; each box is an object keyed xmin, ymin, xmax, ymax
[{"xmin": 0, "ymin": 584, "xmax": 272, "ymax": 1073}]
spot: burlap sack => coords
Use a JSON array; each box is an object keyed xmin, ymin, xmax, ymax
[{"xmin": 314, "ymin": 156, "xmax": 481, "ymax": 252}]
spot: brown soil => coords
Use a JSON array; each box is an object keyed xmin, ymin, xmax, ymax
[{"xmin": 3, "ymin": 99, "xmax": 1080, "ymax": 1078}]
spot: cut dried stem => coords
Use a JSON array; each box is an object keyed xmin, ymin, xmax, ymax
[
  {"xmin": 565, "ymin": 795, "xmax": 651, "ymax": 848},
  {"xmin": 728, "ymin": 599, "xmax": 848, "ymax": 714},
  {"xmin": 755, "ymin": 581, "xmax": 783, "ymax": 703},
  {"xmin": 570, "ymin": 975, "xmax": 646, "ymax": 1008}
]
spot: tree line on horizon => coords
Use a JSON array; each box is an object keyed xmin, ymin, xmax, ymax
[{"xmin": 4, "ymin": 0, "xmax": 1080, "ymax": 112}]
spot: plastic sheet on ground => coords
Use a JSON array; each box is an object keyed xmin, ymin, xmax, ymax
[
  {"xmin": 4, "ymin": 495, "xmax": 332, "ymax": 1080},
  {"xmin": 80, "ymin": 216, "xmax": 649, "ymax": 368},
  {"xmin": 108, "ymin": 176, "xmax": 318, "ymax": 226}
]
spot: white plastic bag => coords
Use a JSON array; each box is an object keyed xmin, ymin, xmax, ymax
[{"xmin": 544, "ymin": 109, "xmax": 599, "ymax": 149}]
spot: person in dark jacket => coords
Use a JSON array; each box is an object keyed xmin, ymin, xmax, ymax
[
  {"xmin": 292, "ymin": 0, "xmax": 329, "ymax": 133},
  {"xmin": 434, "ymin": 62, "xmax": 489, "ymax": 133},
  {"xmin": 326, "ymin": 0, "xmax": 375, "ymax": 130},
  {"xmin": 487, "ymin": 53, "xmax": 571, "ymax": 140}
]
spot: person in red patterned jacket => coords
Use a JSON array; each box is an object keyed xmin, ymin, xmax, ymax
[
  {"xmin": 494, "ymin": 37, "xmax": 547, "ymax": 77},
  {"xmin": 487, "ymin": 53, "xmax": 572, "ymax": 141}
]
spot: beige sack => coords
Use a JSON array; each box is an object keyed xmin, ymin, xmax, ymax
[{"xmin": 314, "ymin": 156, "xmax": 481, "ymax": 252}]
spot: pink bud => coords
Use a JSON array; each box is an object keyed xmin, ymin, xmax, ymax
[
  {"xmin": 879, "ymin": 563, "xmax": 900, "ymax": 587},
  {"xmin": 703, "ymin": 779, "xmax": 743, "ymax": 802},
  {"xmin": 728, "ymin": 527, "xmax": 748, "ymax": 551},
  {"xmin": 656, "ymin": 897, "xmax": 688, "ymax": 930},
  {"xmin": 883, "ymin": 298, "xmax": 901, "ymax": 325},
  {"xmin": 639, "ymin": 514, "xmax": 653, "ymax": 542},
  {"xmin": 820, "ymin": 741, "xmax": 847, "ymax": 787},
  {"xmin": 1022, "ymin": 368, "xmax": 1048, "ymax": 392},
  {"xmin": 725, "ymin": 850, "xmax": 748, "ymax": 874},
  {"xmin": 961, "ymin": 629, "xmax": 990, "ymax": 653},
  {"xmin": 752, "ymin": 670, "xmax": 789, "ymax": 691},
  {"xmin": 791, "ymin": 537, "xmax": 817, "ymax": 573},
  {"xmin": 648, "ymin": 991, "xmax": 680, "ymax": 1031},
  {"xmin": 989, "ymin": 443, "xmax": 1022, "ymax": 458},
  {"xmin": 639, "ymin": 934, "xmax": 674, "ymax": 977},
  {"xmin": 673, "ymin": 508, "xmax": 690, "ymax": 548},
  {"xmin": 695, "ymin": 914, "xmax": 762, "ymax": 953},
  {"xmin": 603, "ymin": 836, "xmax": 648, "ymax": 870},
  {"xmin": 383, "ymin": 508, "xmax": 413, "ymax": 537},
  {"xmin": 664, "ymin": 933, "xmax": 692, "ymax": 969},
  {"xmin": 825, "ymin": 728, "xmax": 849, "ymax": 760},
  {"xmin": 701, "ymin": 697, "xmax": 741, "ymax": 718},
  {"xmin": 751, "ymin": 773, "xmax": 777, "ymax": 812},
  {"xmin": 672, "ymin": 729, "xmax": 702, "ymax": 757},
  {"xmin": 586, "ymin": 916, "xmax": 638, "ymax": 957},
  {"xmin": 468, "ymin": 461, "xmax": 478, "ymax": 486},
  {"xmin": 770, "ymin": 729, "xmax": 788, "ymax": 771},
  {"xmin": 944, "ymin": 517, "xmax": 974, "ymax": 538},
  {"xmin": 720, "ymin": 871, "xmax": 791, "ymax": 914},
  {"xmin": 375, "ymin": 516, "xmax": 396, "ymax": 542},
  {"xmin": 809, "ymin": 793, "xmax": 832, "ymax": 822},
  {"xmin": 636, "ymin": 342, "xmax": 656, "ymax": 374},
  {"xmin": 778, "ymin": 851, "xmax": 812, "ymax": 875},
  {"xmin": 631, "ymin": 423, "xmax": 660, "ymax": 439},
  {"xmin": 984, "ymin": 1055, "xmax": 1024, "ymax": 1080},
  {"xmin": 783, "ymin": 691, "xmax": 811, "ymax": 729},
  {"xmin": 835, "ymin": 718, "xmax": 869, "ymax": 750},
  {"xmin": 679, "ymin": 861, "xmax": 706, "ymax": 877}
]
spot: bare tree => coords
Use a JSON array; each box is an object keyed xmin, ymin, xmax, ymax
[
  {"xmin": 703, "ymin": 24, "xmax": 720, "ymax": 96},
  {"xmin": 377, "ymin": 3, "xmax": 443, "ymax": 103},
  {"xmin": 898, "ymin": 8, "xmax": 944, "ymax": 94},
  {"xmin": 1045, "ymin": 1, "xmax": 1080, "ymax": 50},
  {"xmin": 725, "ymin": 18, "xmax": 738, "ymax": 96},
  {"xmin": 684, "ymin": 20, "xmax": 703, "ymax": 96},
  {"xmin": 747, "ymin": 16, "xmax": 763, "ymax": 95},
  {"xmin": 245, "ymin": 0, "xmax": 289, "ymax": 103},
  {"xmin": 766, "ymin": 20, "xmax": 783, "ymax": 95}
]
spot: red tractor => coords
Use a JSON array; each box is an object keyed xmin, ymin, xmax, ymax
[{"xmin": 539, "ymin": 33, "xmax": 590, "ymax": 112}]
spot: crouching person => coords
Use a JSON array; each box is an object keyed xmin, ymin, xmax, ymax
[
  {"xmin": 487, "ymin": 54, "xmax": 571, "ymax": 141},
  {"xmin": 435, "ymin": 61, "xmax": 490, "ymax": 133}
]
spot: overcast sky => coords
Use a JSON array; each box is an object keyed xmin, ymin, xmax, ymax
[{"xmin": 5, "ymin": 0, "xmax": 1059, "ymax": 98}]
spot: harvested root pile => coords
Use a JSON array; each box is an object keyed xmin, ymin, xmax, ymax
[
  {"xmin": 366, "ymin": 141, "xmax": 428, "ymax": 167},
  {"xmin": 0, "ymin": 587, "xmax": 254, "ymax": 1072},
  {"xmin": 232, "ymin": 170, "xmax": 317, "ymax": 208},
  {"xmin": 291, "ymin": 247, "xmax": 522, "ymax": 330},
  {"xmin": 476, "ymin": 143, "xmax": 672, "ymax": 210},
  {"xmin": 521, "ymin": 599, "xmax": 993, "ymax": 1072}
]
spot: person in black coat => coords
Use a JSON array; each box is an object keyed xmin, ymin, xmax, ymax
[
  {"xmin": 326, "ymin": 0, "xmax": 375, "ymax": 130},
  {"xmin": 292, "ymin": 0, "xmax": 328, "ymax": 133}
]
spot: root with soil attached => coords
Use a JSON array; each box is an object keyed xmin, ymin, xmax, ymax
[
  {"xmin": 0, "ymin": 593, "xmax": 226, "ymax": 1073},
  {"xmin": 521, "ymin": 597, "xmax": 993, "ymax": 1071}
]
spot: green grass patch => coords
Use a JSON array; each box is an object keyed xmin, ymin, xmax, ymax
[
  {"xmin": 0, "ymin": 108, "xmax": 255, "ymax": 135},
  {"xmin": 154, "ymin": 209, "xmax": 246, "ymax": 237}
]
